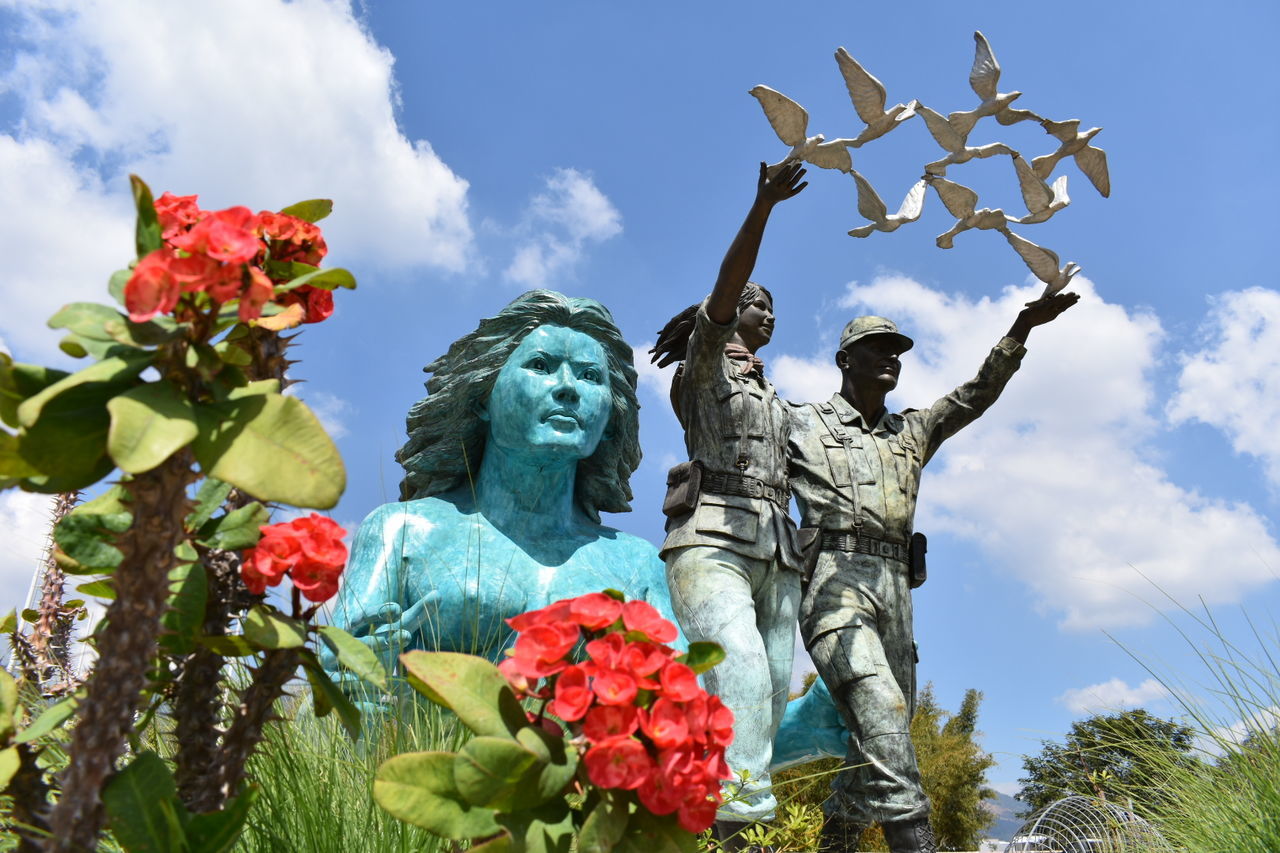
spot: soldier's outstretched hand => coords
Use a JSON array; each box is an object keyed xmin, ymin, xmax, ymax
[
  {"xmin": 757, "ymin": 160, "xmax": 808, "ymax": 206},
  {"xmin": 1008, "ymin": 291, "xmax": 1079, "ymax": 343}
]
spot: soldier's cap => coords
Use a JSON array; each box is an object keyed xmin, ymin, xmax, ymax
[{"xmin": 839, "ymin": 316, "xmax": 914, "ymax": 353}]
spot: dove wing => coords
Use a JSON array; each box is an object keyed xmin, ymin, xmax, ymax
[
  {"xmin": 1003, "ymin": 230, "xmax": 1062, "ymax": 285},
  {"xmin": 1050, "ymin": 175, "xmax": 1070, "ymax": 207},
  {"xmin": 750, "ymin": 85, "xmax": 809, "ymax": 147},
  {"xmin": 895, "ymin": 179, "xmax": 928, "ymax": 222},
  {"xmin": 807, "ymin": 141, "xmax": 854, "ymax": 173},
  {"xmin": 1013, "ymin": 154, "xmax": 1052, "ymax": 212},
  {"xmin": 917, "ymin": 105, "xmax": 964, "ymax": 152},
  {"xmin": 835, "ymin": 47, "xmax": 888, "ymax": 124},
  {"xmin": 970, "ymin": 31, "xmax": 1001, "ymax": 100},
  {"xmin": 929, "ymin": 177, "xmax": 979, "ymax": 219},
  {"xmin": 1031, "ymin": 150, "xmax": 1063, "ymax": 180},
  {"xmin": 852, "ymin": 170, "xmax": 889, "ymax": 222},
  {"xmin": 1040, "ymin": 118, "xmax": 1080, "ymax": 142},
  {"xmin": 1073, "ymin": 145, "xmax": 1111, "ymax": 198},
  {"xmin": 997, "ymin": 106, "xmax": 1042, "ymax": 126}
]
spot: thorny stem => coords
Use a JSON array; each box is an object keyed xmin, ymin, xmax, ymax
[
  {"xmin": 44, "ymin": 452, "xmax": 194, "ymax": 853},
  {"xmin": 214, "ymin": 646, "xmax": 301, "ymax": 803},
  {"xmin": 26, "ymin": 492, "xmax": 83, "ymax": 698}
]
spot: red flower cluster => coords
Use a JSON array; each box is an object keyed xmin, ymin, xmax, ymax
[
  {"xmin": 498, "ymin": 593, "xmax": 731, "ymax": 833},
  {"xmin": 242, "ymin": 513, "xmax": 348, "ymax": 603},
  {"xmin": 125, "ymin": 191, "xmax": 333, "ymax": 325}
]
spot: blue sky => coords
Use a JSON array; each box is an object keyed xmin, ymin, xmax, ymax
[{"xmin": 2, "ymin": 0, "xmax": 1278, "ymax": 800}]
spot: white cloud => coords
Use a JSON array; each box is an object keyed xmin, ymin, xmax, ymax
[
  {"xmin": 1057, "ymin": 677, "xmax": 1170, "ymax": 715},
  {"xmin": 0, "ymin": 491, "xmax": 54, "ymax": 618},
  {"xmin": 631, "ymin": 342, "xmax": 674, "ymax": 398},
  {"xmin": 504, "ymin": 168, "xmax": 621, "ymax": 288},
  {"xmin": 0, "ymin": 0, "xmax": 472, "ymax": 360},
  {"xmin": 771, "ymin": 274, "xmax": 1280, "ymax": 631},
  {"xmin": 1167, "ymin": 287, "xmax": 1280, "ymax": 487},
  {"xmin": 300, "ymin": 389, "xmax": 352, "ymax": 440}
]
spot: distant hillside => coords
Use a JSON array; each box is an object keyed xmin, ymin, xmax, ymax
[{"xmin": 982, "ymin": 790, "xmax": 1028, "ymax": 841}]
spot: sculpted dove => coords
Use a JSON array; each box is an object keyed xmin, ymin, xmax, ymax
[
  {"xmin": 1032, "ymin": 118, "xmax": 1110, "ymax": 197},
  {"xmin": 847, "ymin": 171, "xmax": 927, "ymax": 238},
  {"xmin": 926, "ymin": 175, "xmax": 1008, "ymax": 248},
  {"xmin": 750, "ymin": 85, "xmax": 855, "ymax": 174},
  {"xmin": 1007, "ymin": 154, "xmax": 1070, "ymax": 224},
  {"xmin": 918, "ymin": 105, "xmax": 1016, "ymax": 175},
  {"xmin": 1000, "ymin": 228, "xmax": 1082, "ymax": 299},
  {"xmin": 834, "ymin": 47, "xmax": 919, "ymax": 148},
  {"xmin": 945, "ymin": 31, "xmax": 1038, "ymax": 141}
]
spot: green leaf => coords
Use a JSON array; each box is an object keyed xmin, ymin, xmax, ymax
[
  {"xmin": 0, "ymin": 746, "xmax": 20, "ymax": 790},
  {"xmin": 160, "ymin": 562, "xmax": 206, "ymax": 655},
  {"xmin": 513, "ymin": 726, "xmax": 579, "ymax": 809},
  {"xmin": 0, "ymin": 358, "xmax": 70, "ymax": 428},
  {"xmin": 498, "ymin": 804, "xmax": 577, "ymax": 853},
  {"xmin": 192, "ymin": 393, "xmax": 346, "ymax": 509},
  {"xmin": 102, "ymin": 750, "xmax": 184, "ymax": 853},
  {"xmin": 0, "ymin": 669, "xmax": 18, "ymax": 741},
  {"xmin": 196, "ymin": 500, "xmax": 268, "ymax": 551},
  {"xmin": 186, "ymin": 785, "xmax": 259, "ymax": 853},
  {"xmin": 185, "ymin": 342, "xmax": 223, "ymax": 381},
  {"xmin": 243, "ymin": 605, "xmax": 306, "ymax": 650},
  {"xmin": 453, "ymin": 736, "xmax": 540, "ymax": 810},
  {"xmin": 213, "ymin": 339, "xmax": 252, "ymax": 366},
  {"xmin": 109, "ymin": 269, "xmax": 130, "ymax": 306},
  {"xmin": 275, "ymin": 266, "xmax": 356, "ymax": 294},
  {"xmin": 303, "ymin": 661, "xmax": 335, "ymax": 719},
  {"xmin": 16, "ymin": 352, "xmax": 150, "ymax": 429},
  {"xmin": 400, "ymin": 651, "xmax": 529, "ymax": 738},
  {"xmin": 299, "ymin": 650, "xmax": 361, "ymax": 739},
  {"xmin": 198, "ymin": 635, "xmax": 257, "ymax": 657},
  {"xmin": 677, "ymin": 641, "xmax": 726, "ymax": 675},
  {"xmin": 59, "ymin": 334, "xmax": 90, "ymax": 359},
  {"xmin": 0, "ymin": 430, "xmax": 41, "ymax": 478},
  {"xmin": 17, "ymin": 694, "xmax": 78, "ymax": 743},
  {"xmin": 186, "ymin": 477, "xmax": 233, "ymax": 532},
  {"xmin": 76, "ymin": 579, "xmax": 116, "ymax": 600},
  {"xmin": 317, "ymin": 625, "xmax": 388, "ymax": 690},
  {"xmin": 107, "ymin": 382, "xmax": 199, "ymax": 474},
  {"xmin": 614, "ymin": 811, "xmax": 699, "ymax": 853},
  {"xmin": 578, "ymin": 793, "xmax": 630, "ymax": 853},
  {"xmin": 278, "ymin": 199, "xmax": 333, "ymax": 223},
  {"xmin": 130, "ymin": 175, "xmax": 163, "ymax": 259},
  {"xmin": 373, "ymin": 751, "xmax": 500, "ymax": 840},
  {"xmin": 0, "ymin": 609, "xmax": 15, "ymax": 634},
  {"xmin": 21, "ymin": 608, "xmax": 38, "ymax": 624},
  {"xmin": 54, "ymin": 510, "xmax": 131, "ymax": 574}
]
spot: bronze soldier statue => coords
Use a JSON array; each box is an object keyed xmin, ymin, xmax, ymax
[
  {"xmin": 651, "ymin": 161, "xmax": 808, "ymax": 852},
  {"xmin": 788, "ymin": 294, "xmax": 1078, "ymax": 853}
]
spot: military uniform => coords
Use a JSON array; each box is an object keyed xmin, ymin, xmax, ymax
[
  {"xmin": 662, "ymin": 301, "xmax": 802, "ymax": 824},
  {"xmin": 788, "ymin": 333, "xmax": 1026, "ymax": 828}
]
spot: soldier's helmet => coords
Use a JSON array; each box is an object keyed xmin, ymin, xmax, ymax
[{"xmin": 838, "ymin": 316, "xmax": 914, "ymax": 354}]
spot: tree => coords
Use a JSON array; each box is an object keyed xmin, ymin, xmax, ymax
[
  {"xmin": 912, "ymin": 685, "xmax": 997, "ymax": 850},
  {"xmin": 1016, "ymin": 709, "xmax": 1197, "ymax": 816}
]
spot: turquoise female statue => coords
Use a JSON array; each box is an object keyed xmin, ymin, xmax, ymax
[
  {"xmin": 323, "ymin": 289, "xmax": 844, "ymax": 767},
  {"xmin": 327, "ymin": 290, "xmax": 670, "ymax": 670}
]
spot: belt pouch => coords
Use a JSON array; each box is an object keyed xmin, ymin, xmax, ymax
[
  {"xmin": 909, "ymin": 532, "xmax": 927, "ymax": 589},
  {"xmin": 662, "ymin": 460, "xmax": 702, "ymax": 518}
]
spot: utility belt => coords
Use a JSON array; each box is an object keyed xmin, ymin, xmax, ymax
[
  {"xmin": 661, "ymin": 461, "xmax": 790, "ymax": 517},
  {"xmin": 799, "ymin": 527, "xmax": 928, "ymax": 588}
]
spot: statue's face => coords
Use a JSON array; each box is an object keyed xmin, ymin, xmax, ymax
[
  {"xmin": 737, "ymin": 292, "xmax": 775, "ymax": 352},
  {"xmin": 485, "ymin": 325, "xmax": 613, "ymax": 461},
  {"xmin": 837, "ymin": 335, "xmax": 902, "ymax": 391}
]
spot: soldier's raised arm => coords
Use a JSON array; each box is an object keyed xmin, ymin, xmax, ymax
[
  {"xmin": 918, "ymin": 291, "xmax": 1079, "ymax": 461},
  {"xmin": 706, "ymin": 161, "xmax": 807, "ymax": 324}
]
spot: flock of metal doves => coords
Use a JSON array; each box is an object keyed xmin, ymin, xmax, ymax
[{"xmin": 751, "ymin": 31, "xmax": 1110, "ymax": 300}]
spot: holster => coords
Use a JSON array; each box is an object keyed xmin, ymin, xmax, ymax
[
  {"xmin": 661, "ymin": 460, "xmax": 703, "ymax": 518},
  {"xmin": 797, "ymin": 527, "xmax": 821, "ymax": 584},
  {"xmin": 909, "ymin": 532, "xmax": 927, "ymax": 589}
]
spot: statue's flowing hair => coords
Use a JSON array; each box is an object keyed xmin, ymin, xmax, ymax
[
  {"xmin": 647, "ymin": 283, "xmax": 773, "ymax": 425},
  {"xmin": 648, "ymin": 282, "xmax": 773, "ymax": 368},
  {"xmin": 397, "ymin": 290, "xmax": 641, "ymax": 523}
]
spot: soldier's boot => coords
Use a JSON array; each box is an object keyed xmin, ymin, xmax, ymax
[
  {"xmin": 880, "ymin": 818, "xmax": 937, "ymax": 853},
  {"xmin": 818, "ymin": 814, "xmax": 866, "ymax": 852},
  {"xmin": 714, "ymin": 820, "xmax": 773, "ymax": 853}
]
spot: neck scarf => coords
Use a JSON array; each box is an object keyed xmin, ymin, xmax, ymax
[{"xmin": 723, "ymin": 343, "xmax": 765, "ymax": 378}]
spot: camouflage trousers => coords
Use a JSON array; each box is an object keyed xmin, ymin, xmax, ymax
[
  {"xmin": 800, "ymin": 550, "xmax": 931, "ymax": 826},
  {"xmin": 666, "ymin": 545, "xmax": 801, "ymax": 823}
]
